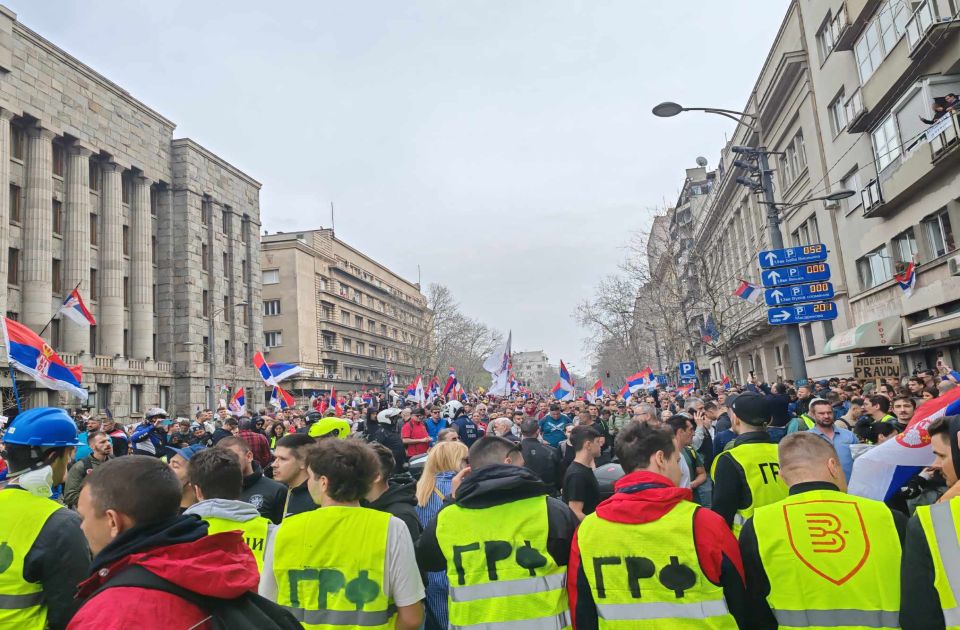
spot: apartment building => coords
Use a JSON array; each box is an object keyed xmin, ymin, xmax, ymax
[
  {"xmin": 260, "ymin": 229, "xmax": 427, "ymax": 395},
  {"xmin": 512, "ymin": 350, "xmax": 551, "ymax": 389},
  {"xmin": 0, "ymin": 6, "xmax": 263, "ymax": 414}
]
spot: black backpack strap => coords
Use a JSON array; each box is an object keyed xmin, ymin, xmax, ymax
[{"xmin": 89, "ymin": 564, "xmax": 214, "ymax": 618}]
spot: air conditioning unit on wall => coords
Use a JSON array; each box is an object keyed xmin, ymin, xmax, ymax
[{"xmin": 949, "ymin": 256, "xmax": 960, "ymax": 276}]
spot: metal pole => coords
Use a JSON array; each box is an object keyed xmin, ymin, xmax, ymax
[
  {"xmin": 208, "ymin": 304, "xmax": 215, "ymax": 411},
  {"xmin": 758, "ymin": 149, "xmax": 809, "ymax": 383},
  {"xmin": 8, "ymin": 364, "xmax": 21, "ymax": 412},
  {"xmin": 648, "ymin": 326, "xmax": 664, "ymax": 373}
]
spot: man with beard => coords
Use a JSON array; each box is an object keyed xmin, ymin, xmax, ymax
[{"xmin": 219, "ymin": 436, "xmax": 287, "ymax": 524}]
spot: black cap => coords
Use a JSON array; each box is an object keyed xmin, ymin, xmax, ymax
[{"xmin": 729, "ymin": 391, "xmax": 770, "ymax": 426}]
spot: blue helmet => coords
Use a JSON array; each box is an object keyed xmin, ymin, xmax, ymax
[{"xmin": 2, "ymin": 407, "xmax": 82, "ymax": 447}]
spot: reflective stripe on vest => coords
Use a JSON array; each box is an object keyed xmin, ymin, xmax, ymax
[
  {"xmin": 918, "ymin": 499, "xmax": 960, "ymax": 628},
  {"xmin": 274, "ymin": 506, "xmax": 395, "ymax": 630},
  {"xmin": 436, "ymin": 495, "xmax": 569, "ymax": 630},
  {"xmin": 754, "ymin": 489, "xmax": 901, "ymax": 630},
  {"xmin": 201, "ymin": 515, "xmax": 270, "ymax": 571},
  {"xmin": 576, "ymin": 500, "xmax": 737, "ymax": 629},
  {"xmin": 0, "ymin": 489, "xmax": 63, "ymax": 630},
  {"xmin": 771, "ymin": 608, "xmax": 899, "ymax": 628},
  {"xmin": 713, "ymin": 442, "xmax": 787, "ymax": 537}
]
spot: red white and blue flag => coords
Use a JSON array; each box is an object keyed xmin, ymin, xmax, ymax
[
  {"xmin": 895, "ymin": 262, "xmax": 917, "ymax": 298},
  {"xmin": 627, "ymin": 368, "xmax": 654, "ymax": 393},
  {"xmin": 405, "ymin": 375, "xmax": 425, "ymax": 404},
  {"xmin": 618, "ymin": 383, "xmax": 632, "ymax": 402},
  {"xmin": 585, "ymin": 379, "xmax": 605, "ymax": 403},
  {"xmin": 509, "ymin": 373, "xmax": 520, "ymax": 394},
  {"xmin": 270, "ymin": 385, "xmax": 295, "ymax": 410},
  {"xmin": 733, "ymin": 279, "xmax": 763, "ymax": 304},
  {"xmin": 229, "ymin": 388, "xmax": 246, "ymax": 416},
  {"xmin": 850, "ymin": 386, "xmax": 960, "ymax": 501},
  {"xmin": 59, "ymin": 288, "xmax": 96, "ymax": 327},
  {"xmin": 443, "ymin": 368, "xmax": 465, "ymax": 400},
  {"xmin": 552, "ymin": 360, "xmax": 575, "ymax": 400},
  {"xmin": 1, "ymin": 317, "xmax": 86, "ymax": 399},
  {"xmin": 721, "ymin": 375, "xmax": 731, "ymax": 391},
  {"xmin": 426, "ymin": 376, "xmax": 441, "ymax": 403},
  {"xmin": 677, "ymin": 383, "xmax": 695, "ymax": 397},
  {"xmin": 252, "ymin": 351, "xmax": 302, "ymax": 386}
]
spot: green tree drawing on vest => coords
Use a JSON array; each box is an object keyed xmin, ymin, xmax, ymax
[
  {"xmin": 515, "ymin": 540, "xmax": 546, "ymax": 576},
  {"xmin": 288, "ymin": 568, "xmax": 346, "ymax": 609},
  {"xmin": 659, "ymin": 556, "xmax": 696, "ymax": 598},
  {"xmin": 0, "ymin": 542, "xmax": 12, "ymax": 574},
  {"xmin": 345, "ymin": 570, "xmax": 380, "ymax": 610}
]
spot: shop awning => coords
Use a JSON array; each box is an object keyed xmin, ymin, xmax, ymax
[
  {"xmin": 822, "ymin": 316, "xmax": 903, "ymax": 355},
  {"xmin": 907, "ymin": 311, "xmax": 960, "ymax": 339}
]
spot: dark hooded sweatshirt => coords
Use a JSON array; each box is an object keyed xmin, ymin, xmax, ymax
[
  {"xmin": 901, "ymin": 414, "xmax": 960, "ymax": 630},
  {"xmin": 364, "ymin": 478, "xmax": 422, "ymax": 542},
  {"xmin": 566, "ymin": 470, "xmax": 748, "ymax": 630},
  {"xmin": 415, "ymin": 464, "xmax": 578, "ymax": 573},
  {"xmin": 240, "ymin": 461, "xmax": 288, "ymax": 524}
]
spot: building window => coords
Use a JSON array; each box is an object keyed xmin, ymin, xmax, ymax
[
  {"xmin": 381, "ymin": 323, "xmax": 387, "ymax": 336},
  {"xmin": 342, "ymin": 338, "xmax": 352, "ymax": 352},
  {"xmin": 151, "ymin": 236, "xmax": 157, "ymax": 264},
  {"xmin": 368, "ymin": 319, "xmax": 375, "ymax": 332},
  {"xmin": 52, "ymin": 142, "xmax": 65, "ymax": 177},
  {"xmin": 222, "ymin": 210, "xmax": 230, "ymax": 234},
  {"xmin": 90, "ymin": 268, "xmax": 98, "ymax": 299},
  {"xmin": 150, "ymin": 187, "xmax": 158, "ymax": 216},
  {"xmin": 224, "ymin": 340, "xmax": 231, "ymax": 364},
  {"xmin": 90, "ymin": 213, "xmax": 98, "ymax": 245},
  {"xmin": 10, "ymin": 124, "xmax": 24, "ymax": 160},
  {"xmin": 201, "ymin": 200, "xmax": 210, "ymax": 225},
  {"xmin": 856, "ymin": 245, "xmax": 893, "ymax": 289},
  {"xmin": 264, "ymin": 331, "xmax": 282, "ymax": 348},
  {"xmin": 89, "ymin": 159, "xmax": 100, "ymax": 191},
  {"xmin": 341, "ymin": 311, "xmax": 350, "ymax": 325},
  {"xmin": 202, "ymin": 336, "xmax": 210, "ymax": 362},
  {"xmin": 893, "ymin": 228, "xmax": 918, "ymax": 263},
  {"xmin": 52, "ymin": 199, "xmax": 62, "ymax": 235},
  {"xmin": 872, "ymin": 115, "xmax": 901, "ymax": 171},
  {"xmin": 153, "ymin": 284, "xmax": 158, "ymax": 314},
  {"xmin": 90, "ymin": 325, "xmax": 97, "ymax": 354},
  {"xmin": 779, "ymin": 131, "xmax": 807, "ymax": 188},
  {"xmin": 817, "ymin": 13, "xmax": 836, "ymax": 61},
  {"xmin": 241, "ymin": 217, "xmax": 249, "ymax": 243},
  {"xmin": 201, "ymin": 243, "xmax": 209, "ymax": 272},
  {"xmin": 123, "ymin": 329, "xmax": 129, "ymax": 357},
  {"xmin": 121, "ymin": 172, "xmax": 131, "ymax": 204},
  {"xmin": 354, "ymin": 314, "xmax": 363, "ymax": 328},
  {"xmin": 829, "ymin": 91, "xmax": 847, "ymax": 136},
  {"xmin": 262, "ymin": 269, "xmax": 279, "ymax": 284},
  {"xmin": 243, "ymin": 342, "xmax": 249, "ymax": 363},
  {"xmin": 775, "ymin": 346, "xmax": 783, "ymax": 367},
  {"xmin": 855, "ymin": 0, "xmax": 910, "ymax": 83},
  {"xmin": 9, "ymin": 184, "xmax": 19, "ymax": 223},
  {"xmin": 202, "ymin": 290, "xmax": 209, "ymax": 317},
  {"xmin": 131, "ymin": 384, "xmax": 142, "ymax": 413},
  {"xmin": 921, "ymin": 209, "xmax": 956, "ymax": 258},
  {"xmin": 223, "ymin": 295, "xmax": 231, "ymax": 321},
  {"xmin": 7, "ymin": 248, "xmax": 18, "ymax": 286},
  {"xmin": 369, "ymin": 343, "xmax": 377, "ymax": 357},
  {"xmin": 823, "ymin": 320, "xmax": 835, "ymax": 341},
  {"xmin": 356, "ymin": 342, "xmax": 365, "ymax": 356},
  {"xmin": 50, "ymin": 319, "xmax": 60, "ymax": 348},
  {"xmin": 803, "ymin": 324, "xmax": 817, "ymax": 356},
  {"xmin": 159, "ymin": 386, "xmax": 170, "ymax": 410},
  {"xmin": 123, "ymin": 277, "xmax": 129, "ymax": 307},
  {"xmin": 122, "ymin": 225, "xmax": 129, "ymax": 255},
  {"xmin": 840, "ymin": 168, "xmax": 862, "ymax": 213},
  {"xmin": 222, "ymin": 252, "xmax": 229, "ymax": 274},
  {"xmin": 241, "ymin": 259, "xmax": 246, "ymax": 279},
  {"xmin": 264, "ymin": 299, "xmax": 281, "ymax": 316},
  {"xmin": 52, "ymin": 258, "xmax": 62, "ymax": 295}
]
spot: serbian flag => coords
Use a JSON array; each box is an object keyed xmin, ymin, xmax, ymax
[
  {"xmin": 584, "ymin": 379, "xmax": 604, "ymax": 403},
  {"xmin": 618, "ymin": 383, "xmax": 632, "ymax": 402},
  {"xmin": 426, "ymin": 376, "xmax": 441, "ymax": 403},
  {"xmin": 559, "ymin": 360, "xmax": 575, "ymax": 389},
  {"xmin": 406, "ymin": 375, "xmax": 425, "ymax": 404},
  {"xmin": 253, "ymin": 352, "xmax": 276, "ymax": 385},
  {"xmin": 733, "ymin": 279, "xmax": 763, "ymax": 304},
  {"xmin": 59, "ymin": 288, "xmax": 96, "ymax": 327},
  {"xmin": 721, "ymin": 375, "xmax": 731, "ymax": 391},
  {"xmin": 330, "ymin": 387, "xmax": 343, "ymax": 416},
  {"xmin": 895, "ymin": 262, "xmax": 917, "ymax": 298},
  {"xmin": 677, "ymin": 383, "xmax": 695, "ymax": 397},
  {"xmin": 1, "ymin": 317, "xmax": 86, "ymax": 399},
  {"xmin": 551, "ymin": 380, "xmax": 575, "ymax": 401},
  {"xmin": 265, "ymin": 361, "xmax": 303, "ymax": 383},
  {"xmin": 270, "ymin": 385, "xmax": 295, "ymax": 410},
  {"xmin": 850, "ymin": 386, "xmax": 960, "ymax": 500},
  {"xmin": 627, "ymin": 368, "xmax": 653, "ymax": 393},
  {"xmin": 509, "ymin": 373, "xmax": 520, "ymax": 394},
  {"xmin": 229, "ymin": 388, "xmax": 245, "ymax": 416},
  {"xmin": 442, "ymin": 368, "xmax": 460, "ymax": 397}
]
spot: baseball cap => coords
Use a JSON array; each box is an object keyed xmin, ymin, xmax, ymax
[
  {"xmin": 167, "ymin": 443, "xmax": 205, "ymax": 462},
  {"xmin": 728, "ymin": 391, "xmax": 770, "ymax": 426}
]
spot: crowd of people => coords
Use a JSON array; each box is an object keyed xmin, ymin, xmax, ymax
[{"xmin": 1, "ymin": 363, "xmax": 959, "ymax": 629}]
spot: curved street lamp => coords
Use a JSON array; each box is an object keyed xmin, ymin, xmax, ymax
[{"xmin": 652, "ymin": 101, "xmax": 757, "ymax": 130}]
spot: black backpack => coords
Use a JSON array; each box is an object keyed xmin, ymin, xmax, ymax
[{"xmin": 91, "ymin": 564, "xmax": 301, "ymax": 630}]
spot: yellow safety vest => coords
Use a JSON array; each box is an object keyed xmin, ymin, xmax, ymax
[
  {"xmin": 916, "ymin": 498, "xmax": 960, "ymax": 629},
  {"xmin": 710, "ymin": 441, "xmax": 787, "ymax": 537},
  {"xmin": 202, "ymin": 515, "xmax": 270, "ymax": 572},
  {"xmin": 0, "ymin": 489, "xmax": 63, "ymax": 630},
  {"xmin": 753, "ymin": 488, "xmax": 901, "ymax": 629},
  {"xmin": 435, "ymin": 494, "xmax": 570, "ymax": 630},
  {"xmin": 577, "ymin": 499, "xmax": 737, "ymax": 629},
  {"xmin": 274, "ymin": 506, "xmax": 395, "ymax": 629},
  {"xmin": 798, "ymin": 415, "xmax": 814, "ymax": 430}
]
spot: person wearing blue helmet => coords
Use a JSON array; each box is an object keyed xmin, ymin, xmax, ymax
[{"xmin": 0, "ymin": 407, "xmax": 91, "ymax": 630}]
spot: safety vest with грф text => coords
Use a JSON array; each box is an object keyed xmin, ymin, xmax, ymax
[
  {"xmin": 916, "ymin": 497, "xmax": 960, "ymax": 629},
  {"xmin": 0, "ymin": 489, "xmax": 63, "ymax": 630},
  {"xmin": 576, "ymin": 499, "xmax": 737, "ymax": 629},
  {"xmin": 273, "ymin": 506, "xmax": 396, "ymax": 629},
  {"xmin": 202, "ymin": 515, "xmax": 270, "ymax": 571},
  {"xmin": 435, "ymin": 494, "xmax": 570, "ymax": 630},
  {"xmin": 753, "ymin": 488, "xmax": 901, "ymax": 629},
  {"xmin": 711, "ymin": 441, "xmax": 787, "ymax": 536}
]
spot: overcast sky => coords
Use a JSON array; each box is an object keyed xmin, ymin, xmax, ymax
[{"xmin": 16, "ymin": 1, "xmax": 790, "ymax": 375}]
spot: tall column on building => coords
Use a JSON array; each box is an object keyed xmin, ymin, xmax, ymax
[
  {"xmin": 22, "ymin": 127, "xmax": 54, "ymax": 332},
  {"xmin": 130, "ymin": 174, "xmax": 153, "ymax": 359},
  {"xmin": 99, "ymin": 162, "xmax": 124, "ymax": 356},
  {"xmin": 0, "ymin": 110, "xmax": 12, "ymax": 318},
  {"xmin": 63, "ymin": 145, "xmax": 91, "ymax": 353}
]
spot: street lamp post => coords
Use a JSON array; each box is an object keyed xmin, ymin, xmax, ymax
[
  {"xmin": 646, "ymin": 325, "xmax": 664, "ymax": 373},
  {"xmin": 651, "ymin": 102, "xmax": 853, "ymax": 384},
  {"xmin": 208, "ymin": 300, "xmax": 248, "ymax": 410}
]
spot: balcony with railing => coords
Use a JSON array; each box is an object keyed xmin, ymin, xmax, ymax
[
  {"xmin": 929, "ymin": 108, "xmax": 960, "ymax": 158},
  {"xmin": 905, "ymin": 0, "xmax": 960, "ymax": 58},
  {"xmin": 845, "ymin": 87, "xmax": 868, "ymax": 128}
]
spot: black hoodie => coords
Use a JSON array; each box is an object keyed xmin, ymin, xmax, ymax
[
  {"xmin": 415, "ymin": 464, "xmax": 578, "ymax": 573},
  {"xmin": 364, "ymin": 477, "xmax": 422, "ymax": 542},
  {"xmin": 240, "ymin": 461, "xmax": 288, "ymax": 524}
]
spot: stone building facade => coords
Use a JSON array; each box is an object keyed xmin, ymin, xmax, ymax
[
  {"xmin": 261, "ymin": 229, "xmax": 426, "ymax": 396},
  {"xmin": 0, "ymin": 6, "xmax": 263, "ymax": 416}
]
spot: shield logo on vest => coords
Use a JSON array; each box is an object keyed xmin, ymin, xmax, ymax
[{"xmin": 783, "ymin": 500, "xmax": 869, "ymax": 585}]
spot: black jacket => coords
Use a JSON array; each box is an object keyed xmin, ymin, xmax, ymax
[
  {"xmin": 711, "ymin": 430, "xmax": 774, "ymax": 529},
  {"xmin": 367, "ymin": 425, "xmax": 407, "ymax": 473},
  {"xmin": 739, "ymin": 481, "xmax": 907, "ymax": 629},
  {"xmin": 415, "ymin": 464, "xmax": 578, "ymax": 573},
  {"xmin": 5, "ymin": 487, "xmax": 90, "ymax": 630},
  {"xmin": 520, "ymin": 437, "xmax": 561, "ymax": 492},
  {"xmin": 364, "ymin": 478, "xmax": 422, "ymax": 542},
  {"xmin": 901, "ymin": 501, "xmax": 954, "ymax": 630},
  {"xmin": 240, "ymin": 462, "xmax": 288, "ymax": 524},
  {"xmin": 211, "ymin": 427, "xmax": 233, "ymax": 445},
  {"xmin": 283, "ymin": 480, "xmax": 317, "ymax": 518}
]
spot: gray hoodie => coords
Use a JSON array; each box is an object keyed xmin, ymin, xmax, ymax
[{"xmin": 184, "ymin": 498, "xmax": 277, "ymax": 587}]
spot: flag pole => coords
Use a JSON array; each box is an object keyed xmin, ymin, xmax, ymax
[{"xmin": 37, "ymin": 281, "xmax": 81, "ymax": 338}]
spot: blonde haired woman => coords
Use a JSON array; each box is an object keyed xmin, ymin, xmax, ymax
[{"xmin": 415, "ymin": 440, "xmax": 468, "ymax": 630}]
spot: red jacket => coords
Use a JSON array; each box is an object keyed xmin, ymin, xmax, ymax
[
  {"xmin": 69, "ymin": 531, "xmax": 259, "ymax": 630},
  {"xmin": 567, "ymin": 470, "xmax": 747, "ymax": 630}
]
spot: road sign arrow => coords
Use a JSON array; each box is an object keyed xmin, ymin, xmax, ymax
[
  {"xmin": 764, "ymin": 252, "xmax": 778, "ymax": 266},
  {"xmin": 770, "ymin": 289, "xmax": 784, "ymax": 304},
  {"xmin": 771, "ymin": 310, "xmax": 791, "ymax": 322},
  {"xmin": 767, "ymin": 270, "xmax": 781, "ymax": 284}
]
